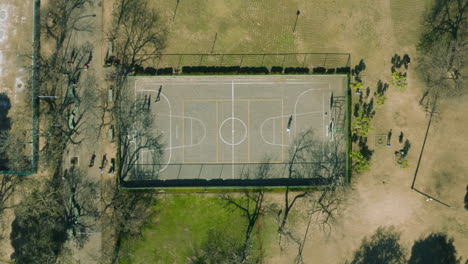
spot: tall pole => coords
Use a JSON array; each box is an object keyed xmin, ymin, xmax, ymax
[
  {"xmin": 173, "ymin": 0, "xmax": 180, "ymax": 21},
  {"xmin": 210, "ymin": 32, "xmax": 218, "ymax": 54},
  {"xmin": 293, "ymin": 10, "xmax": 300, "ymax": 33}
]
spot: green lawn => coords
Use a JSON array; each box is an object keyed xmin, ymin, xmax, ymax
[{"xmin": 119, "ymin": 195, "xmax": 271, "ymax": 264}]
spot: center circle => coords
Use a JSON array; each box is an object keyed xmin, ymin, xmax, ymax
[{"xmin": 219, "ymin": 117, "xmax": 247, "ymax": 146}]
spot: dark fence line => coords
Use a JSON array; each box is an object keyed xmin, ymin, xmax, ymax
[
  {"xmin": 132, "ymin": 65, "xmax": 351, "ymax": 76},
  {"xmin": 121, "ymin": 177, "xmax": 333, "ymax": 188},
  {"xmin": 119, "ymin": 52, "xmax": 351, "ymax": 72}
]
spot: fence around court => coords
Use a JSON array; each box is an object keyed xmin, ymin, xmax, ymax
[
  {"xmin": 122, "ymin": 162, "xmax": 339, "ymax": 189},
  {"xmin": 149, "ymin": 53, "xmax": 350, "ymax": 71}
]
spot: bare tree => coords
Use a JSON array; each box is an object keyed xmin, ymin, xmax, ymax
[
  {"xmin": 111, "ymin": 0, "xmax": 166, "ymax": 70},
  {"xmin": 272, "ymin": 130, "xmax": 346, "ymax": 263},
  {"xmin": 418, "ymin": 0, "xmax": 468, "ymax": 100},
  {"xmin": 222, "ymin": 184, "xmax": 265, "ymax": 261},
  {"xmin": 116, "ymin": 92, "xmax": 164, "ymax": 182},
  {"xmin": 0, "ymin": 174, "xmax": 25, "ymax": 217},
  {"xmin": 100, "ymin": 178, "xmax": 157, "ymax": 264},
  {"xmin": 10, "ymin": 168, "xmax": 99, "ymax": 263}
]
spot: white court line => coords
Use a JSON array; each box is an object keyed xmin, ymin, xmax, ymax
[
  {"xmin": 322, "ymin": 89, "xmax": 325, "ymax": 156},
  {"xmin": 260, "ymin": 111, "xmax": 323, "ymax": 147},
  {"xmin": 135, "ymin": 82, "xmax": 329, "ymax": 87},
  {"xmin": 293, "ymin": 88, "xmax": 322, "ymax": 136},
  {"xmin": 155, "ymin": 114, "xmax": 207, "ymax": 150},
  {"xmin": 231, "ymin": 80, "xmax": 235, "ymax": 179},
  {"xmin": 132, "ymin": 84, "xmax": 173, "ymax": 173},
  {"xmin": 273, "ymin": 119, "xmax": 275, "ymax": 144}
]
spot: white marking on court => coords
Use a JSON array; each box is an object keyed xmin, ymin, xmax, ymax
[
  {"xmin": 219, "ymin": 117, "xmax": 248, "ymax": 146},
  {"xmin": 322, "ymin": 89, "xmax": 325, "ymax": 156},
  {"xmin": 231, "ymin": 80, "xmax": 235, "ymax": 179},
  {"xmin": 273, "ymin": 119, "xmax": 275, "ymax": 144},
  {"xmin": 136, "ymin": 81, "xmax": 328, "ymax": 87},
  {"xmin": 134, "ymin": 86, "xmax": 173, "ymax": 173},
  {"xmin": 260, "ymin": 111, "xmax": 323, "ymax": 147},
  {"xmin": 155, "ymin": 114, "xmax": 207, "ymax": 149},
  {"xmin": 294, "ymin": 88, "xmax": 323, "ymax": 135}
]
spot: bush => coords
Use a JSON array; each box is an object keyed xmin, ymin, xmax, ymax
[
  {"xmin": 271, "ymin": 66, "xmax": 283, "ymax": 74},
  {"xmin": 134, "ymin": 64, "xmax": 144, "ymax": 74},
  {"xmin": 144, "ymin": 67, "xmax": 157, "ymax": 75},
  {"xmin": 326, "ymin": 68, "xmax": 336, "ymax": 74},
  {"xmin": 157, "ymin": 67, "xmax": 173, "ymax": 75},
  {"xmin": 350, "ymin": 151, "xmax": 370, "ymax": 173},
  {"xmin": 182, "ymin": 66, "xmax": 242, "ymax": 74},
  {"xmin": 336, "ymin": 67, "xmax": 351, "ymax": 73},
  {"xmin": 391, "ymin": 71, "xmax": 408, "ymax": 91},
  {"xmin": 312, "ymin": 67, "xmax": 326, "ymax": 73},
  {"xmin": 239, "ymin": 66, "xmax": 269, "ymax": 74},
  {"xmin": 284, "ymin": 67, "xmax": 310, "ymax": 74}
]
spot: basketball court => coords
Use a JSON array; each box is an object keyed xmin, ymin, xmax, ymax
[{"xmin": 127, "ymin": 75, "xmax": 348, "ymax": 184}]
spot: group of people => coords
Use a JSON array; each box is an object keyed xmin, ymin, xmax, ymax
[{"xmin": 89, "ymin": 153, "xmax": 114, "ymax": 174}]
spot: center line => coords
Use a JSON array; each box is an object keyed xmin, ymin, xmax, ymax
[{"xmin": 232, "ymin": 80, "xmax": 235, "ymax": 179}]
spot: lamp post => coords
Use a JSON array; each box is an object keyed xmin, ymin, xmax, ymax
[{"xmin": 293, "ymin": 10, "xmax": 300, "ymax": 33}]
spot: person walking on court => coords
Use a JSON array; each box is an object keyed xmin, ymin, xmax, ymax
[
  {"xmin": 387, "ymin": 129, "xmax": 392, "ymax": 147},
  {"xmin": 155, "ymin": 85, "xmax": 162, "ymax": 102},
  {"xmin": 287, "ymin": 115, "xmax": 293, "ymax": 133}
]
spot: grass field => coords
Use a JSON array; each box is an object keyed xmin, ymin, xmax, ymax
[
  {"xmin": 119, "ymin": 195, "xmax": 276, "ymax": 264},
  {"xmin": 146, "ymin": 0, "xmax": 355, "ymax": 68}
]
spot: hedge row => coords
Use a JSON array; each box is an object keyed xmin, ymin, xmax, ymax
[
  {"xmin": 181, "ymin": 66, "xmax": 269, "ymax": 74},
  {"xmin": 134, "ymin": 66, "xmax": 173, "ymax": 75},
  {"xmin": 133, "ymin": 65, "xmax": 351, "ymax": 75}
]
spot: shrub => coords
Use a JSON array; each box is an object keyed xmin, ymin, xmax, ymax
[
  {"xmin": 157, "ymin": 68, "xmax": 173, "ymax": 75},
  {"xmin": 284, "ymin": 67, "xmax": 310, "ymax": 74},
  {"xmin": 350, "ymin": 82, "xmax": 363, "ymax": 92},
  {"xmin": 182, "ymin": 66, "xmax": 271, "ymax": 74},
  {"xmin": 239, "ymin": 66, "xmax": 269, "ymax": 74},
  {"xmin": 144, "ymin": 67, "xmax": 157, "ymax": 75},
  {"xmin": 376, "ymin": 93, "xmax": 387, "ymax": 105},
  {"xmin": 350, "ymin": 151, "xmax": 370, "ymax": 173},
  {"xmin": 312, "ymin": 67, "xmax": 326, "ymax": 73},
  {"xmin": 336, "ymin": 67, "xmax": 351, "ymax": 73},
  {"xmin": 271, "ymin": 66, "xmax": 283, "ymax": 74},
  {"xmin": 352, "ymin": 115, "xmax": 373, "ymax": 137},
  {"xmin": 326, "ymin": 68, "xmax": 336, "ymax": 74},
  {"xmin": 391, "ymin": 71, "xmax": 408, "ymax": 91}
]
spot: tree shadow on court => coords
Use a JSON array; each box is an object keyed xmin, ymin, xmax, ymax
[
  {"xmin": 408, "ymin": 233, "xmax": 462, "ymax": 264},
  {"xmin": 345, "ymin": 226, "xmax": 406, "ymax": 264}
]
